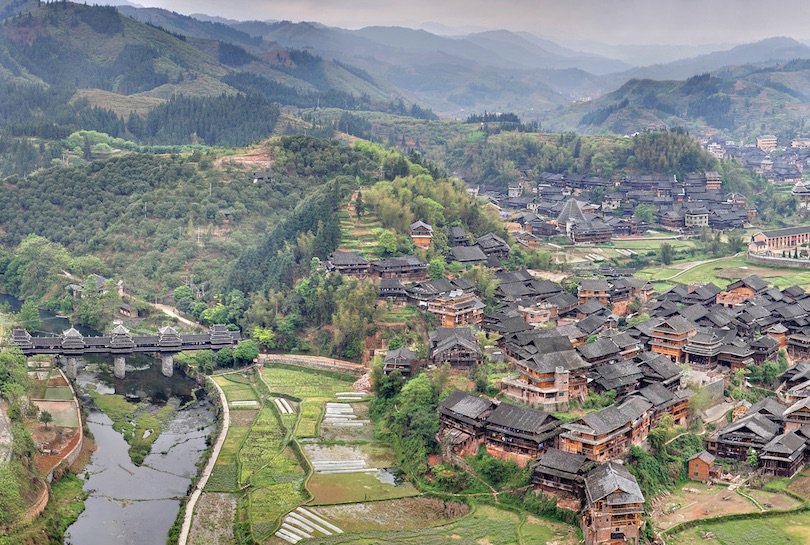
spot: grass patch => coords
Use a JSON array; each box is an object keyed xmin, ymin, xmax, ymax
[
  {"xmin": 308, "ymin": 471, "xmax": 419, "ymax": 505},
  {"xmin": 668, "ymin": 510, "xmax": 810, "ymax": 545},
  {"xmin": 89, "ymin": 391, "xmax": 174, "ymax": 465},
  {"xmin": 205, "ymin": 463, "xmax": 239, "ymax": 493},
  {"xmin": 43, "ymin": 386, "xmax": 74, "ymax": 401},
  {"xmin": 4, "ymin": 473, "xmax": 87, "ymax": 545},
  {"xmin": 213, "ymin": 375, "xmax": 258, "ymax": 403}
]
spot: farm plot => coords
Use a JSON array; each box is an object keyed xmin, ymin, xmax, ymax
[
  {"xmin": 320, "ymin": 403, "xmax": 375, "ymax": 442},
  {"xmin": 310, "ymin": 498, "xmax": 470, "ymax": 533},
  {"xmin": 668, "ymin": 510, "xmax": 810, "ymax": 545},
  {"xmin": 275, "ymin": 506, "xmax": 344, "ymax": 544},
  {"xmin": 288, "ymin": 504, "xmax": 578, "ymax": 545},
  {"xmin": 307, "ymin": 470, "xmax": 419, "ymax": 504},
  {"xmin": 240, "ymin": 406, "xmax": 309, "ymax": 539},
  {"xmin": 213, "ymin": 374, "xmax": 259, "ymax": 407},
  {"xmin": 261, "ymin": 365, "xmax": 356, "ymax": 438},
  {"xmin": 188, "ymin": 492, "xmax": 237, "ymax": 545}
]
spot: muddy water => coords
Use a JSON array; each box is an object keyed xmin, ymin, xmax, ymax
[{"xmin": 65, "ymin": 362, "xmax": 216, "ymax": 545}]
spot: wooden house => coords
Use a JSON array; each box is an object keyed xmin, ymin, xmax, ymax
[
  {"xmin": 383, "ymin": 347, "xmax": 418, "ymax": 377},
  {"xmin": 500, "ymin": 350, "xmax": 588, "ymax": 412},
  {"xmin": 531, "ymin": 448, "xmax": 595, "ymax": 506},
  {"xmin": 578, "ymin": 279, "xmax": 611, "ymax": 305},
  {"xmin": 484, "ymin": 403, "xmax": 561, "ymax": 467},
  {"xmin": 687, "ymin": 451, "xmax": 718, "ymax": 482},
  {"xmin": 581, "ymin": 462, "xmax": 645, "ymax": 545},
  {"xmin": 327, "ymin": 251, "xmax": 370, "ymax": 276},
  {"xmin": 706, "ymin": 413, "xmax": 780, "ymax": 460},
  {"xmin": 409, "ymin": 220, "xmax": 434, "ymax": 249},
  {"xmin": 438, "ymin": 390, "xmax": 495, "ymax": 458},
  {"xmin": 759, "ymin": 432, "xmax": 806, "ymax": 478},
  {"xmin": 429, "ymin": 327, "xmax": 483, "ymax": 368},
  {"xmin": 558, "ymin": 398, "xmax": 652, "ymax": 462},
  {"xmin": 649, "ymin": 316, "xmax": 696, "ymax": 362},
  {"xmin": 426, "ymin": 291, "xmax": 485, "ymax": 328},
  {"xmin": 371, "ymin": 256, "xmax": 427, "ymax": 281}
]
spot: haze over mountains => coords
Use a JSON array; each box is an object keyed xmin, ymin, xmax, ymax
[{"xmin": 2, "ymin": 0, "xmax": 810, "ymax": 139}]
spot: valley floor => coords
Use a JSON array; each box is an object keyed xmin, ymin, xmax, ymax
[{"xmin": 188, "ymin": 363, "xmax": 578, "ymax": 545}]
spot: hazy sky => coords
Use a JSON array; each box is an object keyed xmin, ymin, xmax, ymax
[{"xmin": 132, "ymin": 0, "xmax": 810, "ymax": 45}]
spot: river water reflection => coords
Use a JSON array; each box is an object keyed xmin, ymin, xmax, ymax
[{"xmin": 64, "ymin": 360, "xmax": 216, "ymax": 545}]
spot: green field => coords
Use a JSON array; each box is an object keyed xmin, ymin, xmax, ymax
[
  {"xmin": 638, "ymin": 255, "xmax": 810, "ymax": 290},
  {"xmin": 44, "ymin": 386, "xmax": 74, "ymax": 401},
  {"xmin": 298, "ymin": 504, "xmax": 577, "ymax": 545},
  {"xmin": 240, "ymin": 406, "xmax": 309, "ymax": 539},
  {"xmin": 668, "ymin": 510, "xmax": 810, "ymax": 545},
  {"xmin": 308, "ymin": 471, "xmax": 419, "ymax": 504},
  {"xmin": 261, "ymin": 365, "xmax": 355, "ymax": 438},
  {"xmin": 213, "ymin": 374, "xmax": 259, "ymax": 403}
]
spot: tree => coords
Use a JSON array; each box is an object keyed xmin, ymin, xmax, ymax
[
  {"xmin": 726, "ymin": 232, "xmax": 745, "ymax": 253},
  {"xmin": 378, "ymin": 230, "xmax": 399, "ymax": 256},
  {"xmin": 215, "ymin": 347, "xmax": 234, "ymax": 368},
  {"xmin": 251, "ymin": 326, "xmax": 276, "ymax": 350},
  {"xmin": 17, "ymin": 300, "xmax": 41, "ymax": 332},
  {"xmin": 233, "ymin": 340, "xmax": 259, "ymax": 366},
  {"xmin": 354, "ymin": 191, "xmax": 365, "ymax": 218},
  {"xmin": 634, "ymin": 203, "xmax": 656, "ymax": 224},
  {"xmin": 427, "ymin": 257, "xmax": 446, "ymax": 280},
  {"xmin": 659, "ymin": 242, "xmax": 673, "ymax": 265},
  {"xmin": 39, "ymin": 410, "xmax": 53, "ymax": 429},
  {"xmin": 746, "ymin": 447, "xmax": 758, "ymax": 466}
]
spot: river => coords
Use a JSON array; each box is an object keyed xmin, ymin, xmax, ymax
[
  {"xmin": 65, "ymin": 357, "xmax": 216, "ymax": 545},
  {"xmin": 0, "ymin": 293, "xmax": 217, "ymax": 545}
]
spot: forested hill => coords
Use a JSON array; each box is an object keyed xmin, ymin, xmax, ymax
[
  {"xmin": 547, "ymin": 65, "xmax": 810, "ymax": 139},
  {"xmin": 0, "ymin": 2, "xmax": 434, "ymax": 147},
  {"xmin": 0, "ymin": 136, "xmax": 388, "ymax": 300}
]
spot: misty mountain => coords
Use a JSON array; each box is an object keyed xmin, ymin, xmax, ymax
[
  {"xmin": 602, "ymin": 37, "xmax": 810, "ymax": 88},
  {"xmin": 548, "ymin": 60, "xmax": 810, "ymax": 138}
]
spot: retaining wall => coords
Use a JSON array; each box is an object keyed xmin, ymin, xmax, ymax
[{"xmin": 747, "ymin": 253, "xmax": 810, "ymax": 269}]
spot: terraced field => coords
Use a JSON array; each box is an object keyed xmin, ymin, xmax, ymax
[{"xmin": 337, "ymin": 208, "xmax": 384, "ymax": 258}]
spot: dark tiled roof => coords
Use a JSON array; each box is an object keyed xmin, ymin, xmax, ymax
[
  {"xmin": 439, "ymin": 390, "xmax": 494, "ymax": 420},
  {"xmin": 533, "ymin": 447, "xmax": 589, "ymax": 475},
  {"xmin": 486, "ymin": 402, "xmax": 557, "ymax": 434},
  {"xmin": 584, "ymin": 462, "xmax": 644, "ymax": 506},
  {"xmin": 450, "ymin": 245, "xmax": 488, "ymax": 263}
]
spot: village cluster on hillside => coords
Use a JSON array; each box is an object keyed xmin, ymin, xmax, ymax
[
  {"xmin": 324, "ymin": 214, "xmax": 810, "ymax": 544},
  {"xmin": 477, "ymin": 170, "xmax": 755, "ymax": 249}
]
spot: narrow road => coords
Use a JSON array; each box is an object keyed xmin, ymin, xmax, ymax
[
  {"xmin": 657, "ymin": 252, "xmax": 743, "ymax": 281},
  {"xmin": 177, "ymin": 374, "xmax": 230, "ymax": 545},
  {"xmin": 153, "ymin": 304, "xmax": 199, "ymax": 328}
]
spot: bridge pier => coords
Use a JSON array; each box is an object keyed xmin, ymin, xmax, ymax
[
  {"xmin": 161, "ymin": 354, "xmax": 174, "ymax": 378},
  {"xmin": 113, "ymin": 356, "xmax": 126, "ymax": 379},
  {"xmin": 65, "ymin": 356, "xmax": 79, "ymax": 380}
]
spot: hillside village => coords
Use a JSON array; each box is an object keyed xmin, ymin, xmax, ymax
[{"xmin": 321, "ymin": 185, "xmax": 810, "ymax": 544}]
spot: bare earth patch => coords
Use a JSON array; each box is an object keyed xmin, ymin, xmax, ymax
[
  {"xmin": 188, "ymin": 492, "xmax": 237, "ymax": 545},
  {"xmin": 652, "ymin": 483, "xmax": 799, "ymax": 531}
]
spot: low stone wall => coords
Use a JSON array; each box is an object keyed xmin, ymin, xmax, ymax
[
  {"xmin": 747, "ymin": 252, "xmax": 810, "ymax": 269},
  {"xmin": 21, "ymin": 481, "xmax": 49, "ymax": 524}
]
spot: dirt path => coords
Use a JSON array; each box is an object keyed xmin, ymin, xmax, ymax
[
  {"xmin": 153, "ymin": 304, "xmax": 199, "ymax": 328},
  {"xmin": 0, "ymin": 403, "xmax": 12, "ymax": 463},
  {"xmin": 659, "ymin": 253, "xmax": 743, "ymax": 281}
]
